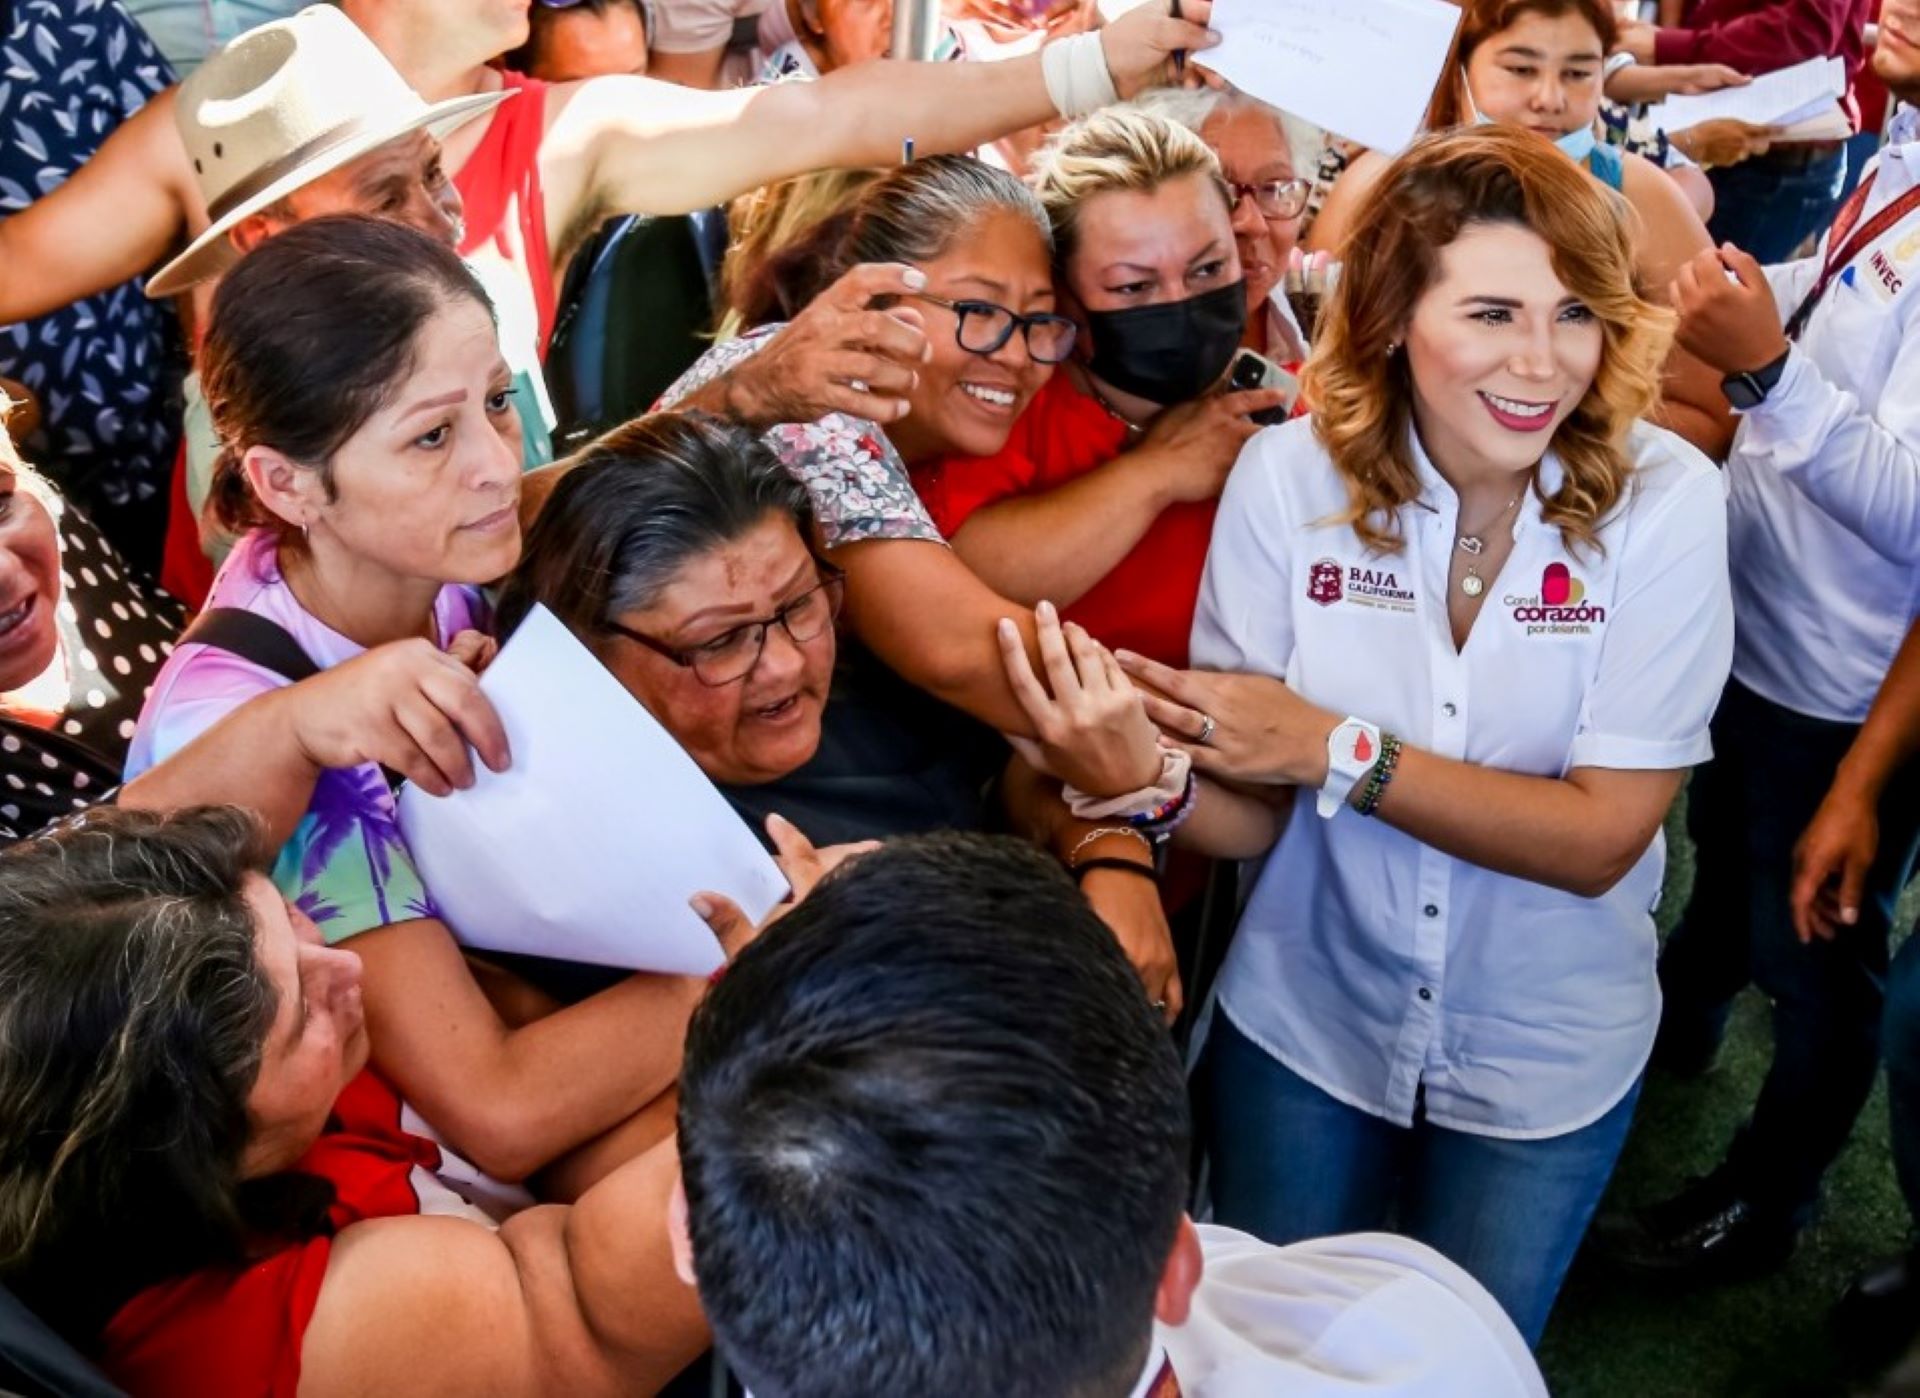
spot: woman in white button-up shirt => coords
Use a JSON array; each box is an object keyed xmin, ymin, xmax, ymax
[{"xmin": 1077, "ymin": 127, "xmax": 1736, "ymax": 1343}]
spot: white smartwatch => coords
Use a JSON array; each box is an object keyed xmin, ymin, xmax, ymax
[{"xmin": 1317, "ymin": 717, "xmax": 1383, "ymax": 818}]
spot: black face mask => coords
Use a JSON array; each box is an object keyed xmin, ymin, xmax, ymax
[{"xmin": 1082, "ymin": 280, "xmax": 1248, "ymax": 406}]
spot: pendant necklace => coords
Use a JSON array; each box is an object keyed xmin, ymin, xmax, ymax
[
  {"xmin": 1454, "ymin": 482, "xmax": 1528, "ymax": 599},
  {"xmin": 1077, "ymin": 365, "xmax": 1148, "ymax": 437}
]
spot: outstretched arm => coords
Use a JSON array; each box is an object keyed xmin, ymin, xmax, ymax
[
  {"xmin": 121, "ymin": 635, "xmax": 511, "ymax": 848},
  {"xmin": 538, "ymin": 2, "xmax": 1215, "ymax": 235},
  {"xmin": 947, "ymin": 387, "xmax": 1279, "ymax": 606},
  {"xmin": 298, "ymin": 1135, "xmax": 709, "ymax": 1398}
]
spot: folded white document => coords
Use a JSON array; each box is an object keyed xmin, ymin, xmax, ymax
[{"xmin": 397, "ymin": 604, "xmax": 789, "ymax": 975}]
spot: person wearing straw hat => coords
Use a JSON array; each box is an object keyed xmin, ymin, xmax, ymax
[{"xmin": 143, "ymin": 9, "xmax": 505, "ymax": 298}]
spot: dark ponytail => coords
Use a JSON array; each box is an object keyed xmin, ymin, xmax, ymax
[{"xmin": 198, "ymin": 214, "xmax": 495, "ymax": 541}]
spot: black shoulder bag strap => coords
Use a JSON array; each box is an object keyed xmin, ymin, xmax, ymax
[{"xmin": 180, "ymin": 608, "xmax": 322, "ymax": 684}]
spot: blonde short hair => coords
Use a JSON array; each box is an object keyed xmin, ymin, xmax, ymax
[{"xmin": 1026, "ymin": 103, "xmax": 1229, "ymax": 266}]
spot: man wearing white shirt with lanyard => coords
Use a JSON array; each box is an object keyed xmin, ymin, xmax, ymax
[{"xmin": 1602, "ymin": 0, "xmax": 1920, "ymax": 1284}]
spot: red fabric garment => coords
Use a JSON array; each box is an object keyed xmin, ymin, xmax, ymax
[
  {"xmin": 454, "ymin": 71, "xmax": 557, "ymax": 357},
  {"xmin": 1653, "ymin": 0, "xmax": 1875, "ymax": 84},
  {"xmin": 159, "ymin": 437, "xmax": 214, "ymax": 609},
  {"xmin": 1856, "ymin": 62, "xmax": 1891, "ymax": 139},
  {"xmin": 100, "ymin": 1072, "xmax": 450, "ymax": 1398},
  {"xmin": 911, "ymin": 372, "xmax": 1215, "ymax": 669}
]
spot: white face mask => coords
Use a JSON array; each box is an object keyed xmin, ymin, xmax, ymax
[
  {"xmin": 1554, "ymin": 123, "xmax": 1599, "ymax": 161},
  {"xmin": 1462, "ymin": 68, "xmax": 1599, "ymax": 163}
]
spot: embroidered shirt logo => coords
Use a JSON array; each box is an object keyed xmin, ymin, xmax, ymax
[
  {"xmin": 1507, "ymin": 564, "xmax": 1606, "ymax": 634},
  {"xmin": 1870, "ymin": 247, "xmax": 1907, "ymax": 300},
  {"xmin": 1307, "ymin": 558, "xmax": 1415, "ymax": 612},
  {"xmin": 1307, "ymin": 557, "xmax": 1344, "ymax": 606}
]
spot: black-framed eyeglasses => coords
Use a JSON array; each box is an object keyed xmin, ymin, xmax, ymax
[
  {"xmin": 1228, "ymin": 177, "xmax": 1312, "ymax": 221},
  {"xmin": 907, "ymin": 293, "xmax": 1079, "ymax": 365},
  {"xmin": 606, "ymin": 570, "xmax": 845, "ymax": 687}
]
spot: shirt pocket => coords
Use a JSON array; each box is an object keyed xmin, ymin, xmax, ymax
[{"xmin": 1813, "ymin": 271, "xmax": 1896, "ymax": 404}]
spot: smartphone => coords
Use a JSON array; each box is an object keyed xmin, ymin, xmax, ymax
[{"xmin": 1227, "ymin": 349, "xmax": 1302, "ymax": 426}]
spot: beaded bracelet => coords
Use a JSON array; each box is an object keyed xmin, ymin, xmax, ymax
[
  {"xmin": 1354, "ymin": 733, "xmax": 1403, "ymax": 817},
  {"xmin": 1128, "ymin": 770, "xmax": 1198, "ymax": 841}
]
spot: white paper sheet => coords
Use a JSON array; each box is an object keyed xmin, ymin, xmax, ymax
[
  {"xmin": 1194, "ymin": 0, "xmax": 1462, "ymax": 154},
  {"xmin": 1648, "ymin": 55, "xmax": 1845, "ymax": 134},
  {"xmin": 396, "ymin": 605, "xmax": 790, "ymax": 975}
]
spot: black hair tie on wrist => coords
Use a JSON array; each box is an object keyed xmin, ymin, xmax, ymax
[{"xmin": 1072, "ymin": 857, "xmax": 1160, "ymax": 885}]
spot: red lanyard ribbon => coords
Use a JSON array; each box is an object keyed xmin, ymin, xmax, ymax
[
  {"xmin": 1785, "ymin": 172, "xmax": 1920, "ymax": 340},
  {"xmin": 1144, "ymin": 1356, "xmax": 1182, "ymax": 1398}
]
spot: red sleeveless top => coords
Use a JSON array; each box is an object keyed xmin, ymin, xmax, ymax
[
  {"xmin": 454, "ymin": 70, "xmax": 557, "ymax": 356},
  {"xmin": 100, "ymin": 1072, "xmax": 526, "ymax": 1398}
]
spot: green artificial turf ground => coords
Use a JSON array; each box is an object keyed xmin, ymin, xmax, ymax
[{"xmin": 1539, "ymin": 792, "xmax": 1913, "ymax": 1397}]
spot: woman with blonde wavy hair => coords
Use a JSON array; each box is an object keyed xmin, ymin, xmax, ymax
[{"xmin": 1010, "ymin": 126, "xmax": 1735, "ymax": 1342}]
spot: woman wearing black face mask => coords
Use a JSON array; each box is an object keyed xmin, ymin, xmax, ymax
[{"xmin": 908, "ymin": 104, "xmax": 1290, "ymax": 667}]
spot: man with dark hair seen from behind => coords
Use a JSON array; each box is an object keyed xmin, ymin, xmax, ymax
[{"xmin": 674, "ymin": 833, "xmax": 1548, "ymax": 1396}]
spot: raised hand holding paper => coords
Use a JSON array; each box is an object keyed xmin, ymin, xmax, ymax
[
  {"xmin": 1195, "ymin": 0, "xmax": 1462, "ymax": 154},
  {"xmin": 396, "ymin": 604, "xmax": 790, "ymax": 975}
]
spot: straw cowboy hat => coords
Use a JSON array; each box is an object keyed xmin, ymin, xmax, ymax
[{"xmin": 147, "ymin": 5, "xmax": 512, "ymax": 297}]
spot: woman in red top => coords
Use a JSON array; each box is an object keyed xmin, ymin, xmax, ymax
[
  {"xmin": 910, "ymin": 106, "xmax": 1287, "ymax": 667},
  {"xmin": 0, "ymin": 806, "xmax": 794, "ymax": 1396}
]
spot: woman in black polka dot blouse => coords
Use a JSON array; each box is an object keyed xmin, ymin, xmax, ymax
[{"xmin": 0, "ymin": 410, "xmax": 184, "ymax": 843}]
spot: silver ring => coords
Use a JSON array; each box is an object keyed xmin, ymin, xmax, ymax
[
  {"xmin": 849, "ymin": 378, "xmax": 870, "ymax": 394},
  {"xmin": 1196, "ymin": 713, "xmax": 1216, "ymax": 746},
  {"xmin": 1152, "ymin": 998, "xmax": 1169, "ymax": 1012}
]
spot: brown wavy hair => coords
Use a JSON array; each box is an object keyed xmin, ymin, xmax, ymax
[
  {"xmin": 1425, "ymin": 0, "xmax": 1619, "ymax": 130},
  {"xmin": 1303, "ymin": 126, "xmax": 1673, "ymax": 558}
]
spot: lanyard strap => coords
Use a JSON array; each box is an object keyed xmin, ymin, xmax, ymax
[
  {"xmin": 1785, "ymin": 172, "xmax": 1920, "ymax": 339},
  {"xmin": 1143, "ymin": 1357, "xmax": 1182, "ymax": 1398}
]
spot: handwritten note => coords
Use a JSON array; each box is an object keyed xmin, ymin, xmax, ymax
[
  {"xmin": 1195, "ymin": 0, "xmax": 1462, "ymax": 153},
  {"xmin": 397, "ymin": 605, "xmax": 789, "ymax": 975}
]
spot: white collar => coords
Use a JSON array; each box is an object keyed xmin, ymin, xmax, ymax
[{"xmin": 1890, "ymin": 104, "xmax": 1919, "ymax": 150}]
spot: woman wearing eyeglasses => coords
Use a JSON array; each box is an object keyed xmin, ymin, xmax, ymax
[
  {"xmin": 498, "ymin": 412, "xmax": 1013, "ymax": 850},
  {"xmin": 909, "ymin": 104, "xmax": 1290, "ymax": 668},
  {"xmin": 656, "ymin": 153, "xmax": 1179, "ymax": 777},
  {"xmin": 499, "ymin": 411, "xmax": 1184, "ymax": 1010},
  {"xmin": 1174, "ymin": 87, "xmax": 1314, "ymax": 366},
  {"xmin": 644, "ymin": 156, "xmax": 1189, "ymax": 1005}
]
